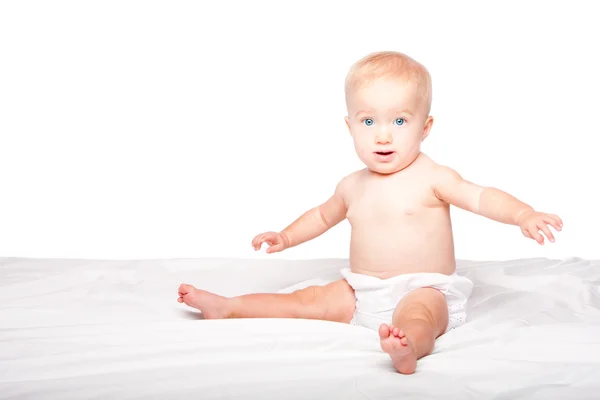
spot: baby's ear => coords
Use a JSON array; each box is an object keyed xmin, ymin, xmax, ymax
[
  {"xmin": 345, "ymin": 116, "xmax": 352, "ymax": 133},
  {"xmin": 422, "ymin": 116, "xmax": 434, "ymax": 141}
]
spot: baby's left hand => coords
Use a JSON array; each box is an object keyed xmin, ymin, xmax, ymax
[{"xmin": 517, "ymin": 210, "xmax": 563, "ymax": 245}]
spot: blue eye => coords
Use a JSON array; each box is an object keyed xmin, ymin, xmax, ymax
[
  {"xmin": 363, "ymin": 118, "xmax": 374, "ymax": 126},
  {"xmin": 395, "ymin": 118, "xmax": 405, "ymax": 126}
]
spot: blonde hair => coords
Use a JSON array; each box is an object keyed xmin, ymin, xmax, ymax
[{"xmin": 344, "ymin": 51, "xmax": 433, "ymax": 115}]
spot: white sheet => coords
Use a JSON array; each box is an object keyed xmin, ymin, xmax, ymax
[{"xmin": 1, "ymin": 256, "xmax": 599, "ymax": 399}]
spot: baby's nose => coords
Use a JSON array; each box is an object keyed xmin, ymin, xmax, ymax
[{"xmin": 375, "ymin": 130, "xmax": 393, "ymax": 144}]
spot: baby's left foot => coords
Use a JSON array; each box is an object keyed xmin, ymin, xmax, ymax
[
  {"xmin": 177, "ymin": 284, "xmax": 230, "ymax": 319},
  {"xmin": 379, "ymin": 323, "xmax": 417, "ymax": 374}
]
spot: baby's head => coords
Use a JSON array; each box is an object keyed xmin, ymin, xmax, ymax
[{"xmin": 344, "ymin": 51, "xmax": 434, "ymax": 174}]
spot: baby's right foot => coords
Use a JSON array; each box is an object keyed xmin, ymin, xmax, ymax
[
  {"xmin": 177, "ymin": 284, "xmax": 230, "ymax": 319},
  {"xmin": 379, "ymin": 323, "xmax": 417, "ymax": 374}
]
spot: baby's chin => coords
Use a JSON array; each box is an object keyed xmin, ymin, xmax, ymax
[
  {"xmin": 363, "ymin": 156, "xmax": 415, "ymax": 175},
  {"xmin": 367, "ymin": 164, "xmax": 404, "ymax": 175}
]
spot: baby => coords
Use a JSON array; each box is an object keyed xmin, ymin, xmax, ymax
[{"xmin": 177, "ymin": 51, "xmax": 563, "ymax": 374}]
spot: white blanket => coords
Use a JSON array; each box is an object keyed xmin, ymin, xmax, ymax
[{"xmin": 1, "ymin": 257, "xmax": 599, "ymax": 399}]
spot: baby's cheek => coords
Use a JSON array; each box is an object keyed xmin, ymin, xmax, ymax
[
  {"xmin": 355, "ymin": 136, "xmax": 371, "ymax": 150},
  {"xmin": 352, "ymin": 138, "xmax": 366, "ymax": 153},
  {"xmin": 358, "ymin": 145, "xmax": 372, "ymax": 159},
  {"xmin": 354, "ymin": 146, "xmax": 371, "ymax": 164}
]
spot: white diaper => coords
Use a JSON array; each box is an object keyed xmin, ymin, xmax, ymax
[{"xmin": 340, "ymin": 268, "xmax": 473, "ymax": 332}]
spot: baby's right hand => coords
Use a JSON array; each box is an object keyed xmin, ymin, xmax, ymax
[{"xmin": 252, "ymin": 231, "xmax": 289, "ymax": 254}]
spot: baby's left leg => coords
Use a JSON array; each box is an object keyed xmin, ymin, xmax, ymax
[{"xmin": 379, "ymin": 287, "xmax": 448, "ymax": 374}]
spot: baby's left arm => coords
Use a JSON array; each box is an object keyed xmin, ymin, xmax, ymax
[{"xmin": 432, "ymin": 166, "xmax": 563, "ymax": 245}]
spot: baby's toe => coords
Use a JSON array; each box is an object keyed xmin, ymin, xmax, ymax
[
  {"xmin": 379, "ymin": 324, "xmax": 391, "ymax": 339},
  {"xmin": 400, "ymin": 336, "xmax": 408, "ymax": 346},
  {"xmin": 179, "ymin": 283, "xmax": 194, "ymax": 294}
]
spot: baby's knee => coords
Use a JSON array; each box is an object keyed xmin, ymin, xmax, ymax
[
  {"xmin": 292, "ymin": 286, "xmax": 320, "ymax": 306},
  {"xmin": 292, "ymin": 282, "xmax": 355, "ymax": 323}
]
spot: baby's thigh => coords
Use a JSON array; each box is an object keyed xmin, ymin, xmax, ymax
[
  {"xmin": 392, "ymin": 288, "xmax": 449, "ymax": 338},
  {"xmin": 294, "ymin": 278, "xmax": 356, "ymax": 323}
]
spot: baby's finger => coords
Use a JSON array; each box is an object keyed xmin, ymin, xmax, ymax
[
  {"xmin": 547, "ymin": 214, "xmax": 563, "ymax": 228},
  {"xmin": 537, "ymin": 223, "xmax": 554, "ymax": 243},
  {"xmin": 252, "ymin": 236, "xmax": 263, "ymax": 250},
  {"xmin": 252, "ymin": 234, "xmax": 262, "ymax": 247},
  {"xmin": 529, "ymin": 227, "xmax": 545, "ymax": 244},
  {"xmin": 257, "ymin": 233, "xmax": 275, "ymax": 248},
  {"xmin": 543, "ymin": 216, "xmax": 562, "ymax": 232}
]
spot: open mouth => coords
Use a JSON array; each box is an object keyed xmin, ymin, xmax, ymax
[{"xmin": 375, "ymin": 151, "xmax": 394, "ymax": 156}]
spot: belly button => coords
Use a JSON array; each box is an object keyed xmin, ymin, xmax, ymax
[{"xmin": 404, "ymin": 209, "xmax": 414, "ymax": 215}]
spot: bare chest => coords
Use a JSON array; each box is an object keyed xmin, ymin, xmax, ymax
[{"xmin": 346, "ymin": 177, "xmax": 435, "ymax": 226}]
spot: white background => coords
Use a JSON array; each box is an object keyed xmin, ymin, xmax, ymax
[{"xmin": 0, "ymin": 1, "xmax": 598, "ymax": 261}]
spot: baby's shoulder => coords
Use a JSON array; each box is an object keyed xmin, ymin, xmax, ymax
[
  {"xmin": 414, "ymin": 152, "xmax": 440, "ymax": 169},
  {"xmin": 416, "ymin": 154, "xmax": 466, "ymax": 193},
  {"xmin": 415, "ymin": 153, "xmax": 455, "ymax": 177},
  {"xmin": 334, "ymin": 169, "xmax": 365, "ymax": 195},
  {"xmin": 340, "ymin": 168, "xmax": 366, "ymax": 185}
]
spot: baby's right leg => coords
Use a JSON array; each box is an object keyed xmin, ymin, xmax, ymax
[{"xmin": 178, "ymin": 279, "xmax": 355, "ymax": 323}]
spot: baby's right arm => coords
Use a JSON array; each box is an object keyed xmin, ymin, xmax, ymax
[{"xmin": 252, "ymin": 177, "xmax": 350, "ymax": 254}]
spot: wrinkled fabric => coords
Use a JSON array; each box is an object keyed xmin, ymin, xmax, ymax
[{"xmin": 1, "ymin": 256, "xmax": 599, "ymax": 399}]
